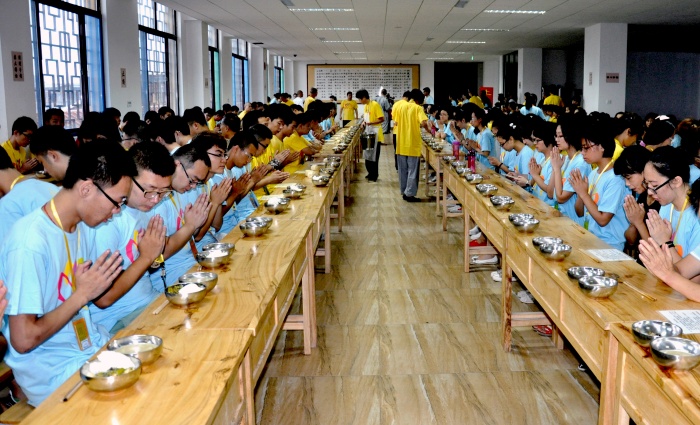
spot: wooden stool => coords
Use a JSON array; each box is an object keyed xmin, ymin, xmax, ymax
[{"xmin": 0, "ymin": 400, "xmax": 33, "ymax": 424}]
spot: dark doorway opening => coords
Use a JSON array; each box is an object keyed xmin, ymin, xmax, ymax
[
  {"xmin": 503, "ymin": 51, "xmax": 518, "ymax": 101},
  {"xmin": 433, "ymin": 62, "xmax": 479, "ymax": 106}
]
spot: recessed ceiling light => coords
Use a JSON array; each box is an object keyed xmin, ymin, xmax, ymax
[
  {"xmin": 427, "ymin": 58, "xmax": 454, "ymax": 60},
  {"xmin": 433, "ymin": 51, "xmax": 464, "ymax": 54},
  {"xmin": 446, "ymin": 41, "xmax": 485, "ymax": 44},
  {"xmin": 484, "ymin": 10, "xmax": 545, "ymax": 14},
  {"xmin": 311, "ymin": 28, "xmax": 359, "ymax": 31},
  {"xmin": 289, "ymin": 8, "xmax": 353, "ymax": 12},
  {"xmin": 322, "ymin": 40, "xmax": 362, "ymax": 43},
  {"xmin": 461, "ymin": 28, "xmax": 509, "ymax": 32},
  {"xmin": 333, "ymin": 52, "xmax": 365, "ymax": 54}
]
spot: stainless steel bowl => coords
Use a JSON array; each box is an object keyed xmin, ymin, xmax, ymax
[
  {"xmin": 532, "ymin": 236, "xmax": 563, "ymax": 247},
  {"xmin": 107, "ymin": 335, "xmax": 163, "ymax": 366},
  {"xmin": 80, "ymin": 355, "xmax": 141, "ymax": 392},
  {"xmin": 650, "ymin": 337, "xmax": 700, "ymax": 370},
  {"xmin": 451, "ymin": 160, "xmax": 467, "ymax": 169},
  {"xmin": 287, "ymin": 184, "xmax": 306, "ymax": 194},
  {"xmin": 539, "ymin": 243, "xmax": 572, "ymax": 261},
  {"xmin": 490, "ymin": 196, "xmax": 514, "ymax": 211},
  {"xmin": 475, "ymin": 184, "xmax": 498, "ymax": 196},
  {"xmin": 442, "ymin": 155, "xmax": 456, "ymax": 163},
  {"xmin": 567, "ymin": 266, "xmax": 605, "ymax": 280},
  {"xmin": 202, "ymin": 242, "xmax": 234, "ymax": 256},
  {"xmin": 578, "ymin": 275, "xmax": 618, "ymax": 298},
  {"xmin": 164, "ymin": 282, "xmax": 208, "ymax": 306},
  {"xmin": 512, "ymin": 218, "xmax": 540, "ymax": 233},
  {"xmin": 466, "ymin": 174, "xmax": 483, "ymax": 184},
  {"xmin": 319, "ymin": 168, "xmax": 335, "ymax": 177},
  {"xmin": 312, "ymin": 175, "xmax": 330, "ymax": 186},
  {"xmin": 179, "ymin": 271, "xmax": 218, "ymax": 293},
  {"xmin": 245, "ymin": 216, "xmax": 273, "ymax": 229},
  {"xmin": 282, "ymin": 189, "xmax": 302, "ymax": 199},
  {"xmin": 632, "ymin": 320, "xmax": 683, "ymax": 347},
  {"xmin": 264, "ymin": 198, "xmax": 291, "ymax": 214},
  {"xmin": 333, "ymin": 147, "xmax": 344, "ymax": 154},
  {"xmin": 195, "ymin": 249, "xmax": 233, "ymax": 268},
  {"xmin": 509, "ymin": 213, "xmax": 534, "ymax": 223},
  {"xmin": 240, "ymin": 221, "xmax": 268, "ymax": 237}
]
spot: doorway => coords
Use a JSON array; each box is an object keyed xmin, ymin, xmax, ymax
[{"xmin": 433, "ymin": 62, "xmax": 479, "ymax": 106}]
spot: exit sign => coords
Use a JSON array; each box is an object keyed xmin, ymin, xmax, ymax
[{"xmin": 606, "ymin": 73, "xmax": 620, "ymax": 83}]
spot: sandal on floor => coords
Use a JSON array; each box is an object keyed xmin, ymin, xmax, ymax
[{"xmin": 532, "ymin": 325, "xmax": 552, "ymax": 337}]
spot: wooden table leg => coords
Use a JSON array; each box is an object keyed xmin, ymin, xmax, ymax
[
  {"xmin": 598, "ymin": 331, "xmax": 620, "ymax": 425},
  {"xmin": 502, "ymin": 247, "xmax": 513, "ymax": 352},
  {"xmin": 552, "ymin": 326, "xmax": 565, "ymax": 349},
  {"xmin": 324, "ymin": 209, "xmax": 331, "ymax": 274},
  {"xmin": 243, "ymin": 350, "xmax": 255, "ymax": 425},
  {"xmin": 464, "ymin": 209, "xmax": 471, "ymax": 273},
  {"xmin": 306, "ymin": 233, "xmax": 318, "ymax": 347},
  {"xmin": 338, "ymin": 165, "xmax": 345, "ymax": 232},
  {"xmin": 436, "ymin": 160, "xmax": 442, "ymax": 217},
  {"xmin": 442, "ymin": 175, "xmax": 449, "ymax": 231}
]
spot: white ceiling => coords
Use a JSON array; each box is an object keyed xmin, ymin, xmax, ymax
[{"xmin": 161, "ymin": 0, "xmax": 700, "ymax": 62}]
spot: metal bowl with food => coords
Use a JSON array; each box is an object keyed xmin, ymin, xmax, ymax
[
  {"xmin": 578, "ymin": 275, "xmax": 618, "ymax": 298},
  {"xmin": 179, "ymin": 271, "xmax": 218, "ymax": 293},
  {"xmin": 319, "ymin": 168, "xmax": 335, "ymax": 177},
  {"xmin": 240, "ymin": 221, "xmax": 268, "ymax": 237},
  {"xmin": 532, "ymin": 236, "xmax": 563, "ymax": 247},
  {"xmin": 632, "ymin": 320, "xmax": 683, "ymax": 347},
  {"xmin": 282, "ymin": 188, "xmax": 302, "ymax": 199},
  {"xmin": 195, "ymin": 249, "xmax": 233, "ymax": 268},
  {"xmin": 650, "ymin": 337, "xmax": 700, "ymax": 370},
  {"xmin": 451, "ymin": 160, "xmax": 467, "ymax": 169},
  {"xmin": 312, "ymin": 175, "xmax": 330, "ymax": 187},
  {"xmin": 442, "ymin": 155, "xmax": 456, "ymax": 163},
  {"xmin": 490, "ymin": 196, "xmax": 514, "ymax": 211},
  {"xmin": 202, "ymin": 242, "xmax": 234, "ymax": 255},
  {"xmin": 164, "ymin": 282, "xmax": 208, "ymax": 306},
  {"xmin": 245, "ymin": 216, "xmax": 273, "ymax": 229},
  {"xmin": 567, "ymin": 266, "xmax": 605, "ymax": 280},
  {"xmin": 509, "ymin": 213, "xmax": 534, "ymax": 223},
  {"xmin": 512, "ymin": 218, "xmax": 540, "ymax": 233},
  {"xmin": 264, "ymin": 197, "xmax": 291, "ymax": 214},
  {"xmin": 107, "ymin": 335, "xmax": 163, "ymax": 366},
  {"xmin": 539, "ymin": 243, "xmax": 572, "ymax": 261},
  {"xmin": 466, "ymin": 174, "xmax": 483, "ymax": 184},
  {"xmin": 80, "ymin": 352, "xmax": 142, "ymax": 392},
  {"xmin": 475, "ymin": 183, "xmax": 498, "ymax": 196},
  {"xmin": 287, "ymin": 183, "xmax": 306, "ymax": 193}
]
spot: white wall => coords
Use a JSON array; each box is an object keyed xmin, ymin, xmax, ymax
[
  {"xmin": 0, "ymin": 0, "xmax": 37, "ymax": 140},
  {"xmin": 283, "ymin": 58, "xmax": 294, "ymax": 95},
  {"xmin": 517, "ymin": 48, "xmax": 542, "ymax": 103},
  {"xmin": 181, "ymin": 19, "xmax": 208, "ymax": 109},
  {"xmin": 583, "ymin": 23, "xmax": 627, "ymax": 115},
  {"xmin": 482, "ymin": 60, "xmax": 500, "ymax": 94},
  {"xmin": 102, "ymin": 0, "xmax": 142, "ymax": 115}
]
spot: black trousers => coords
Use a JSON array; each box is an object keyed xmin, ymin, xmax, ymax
[
  {"xmin": 393, "ymin": 134, "xmax": 398, "ymax": 170},
  {"xmin": 365, "ymin": 141, "xmax": 382, "ymax": 180}
]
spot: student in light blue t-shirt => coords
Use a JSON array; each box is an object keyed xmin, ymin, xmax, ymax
[
  {"xmin": 492, "ymin": 119, "xmax": 534, "ymax": 184},
  {"xmin": 638, "ymin": 232, "xmax": 700, "ymax": 302},
  {"xmin": 147, "ymin": 143, "xmax": 212, "ymax": 289},
  {"xmin": 466, "ymin": 108, "xmax": 495, "ymax": 170},
  {"xmin": 570, "ymin": 123, "xmax": 630, "ymax": 250},
  {"xmin": 551, "ymin": 117, "xmax": 592, "ymax": 225},
  {"xmin": 0, "ymin": 142, "xmax": 134, "ymax": 406},
  {"xmin": 88, "ymin": 143, "xmax": 175, "ymax": 334},
  {"xmin": 528, "ymin": 121, "xmax": 558, "ymax": 207},
  {"xmin": 519, "ymin": 93, "xmax": 546, "ymax": 120}
]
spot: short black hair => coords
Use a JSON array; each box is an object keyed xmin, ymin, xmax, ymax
[
  {"xmin": 248, "ymin": 124, "xmax": 273, "ymax": 144},
  {"xmin": 43, "ymin": 108, "xmax": 64, "ymax": 124},
  {"xmin": 556, "ymin": 115, "xmax": 583, "ymax": 151},
  {"xmin": 310, "ymin": 87, "xmax": 318, "ymax": 95},
  {"xmin": 0, "ymin": 149, "xmax": 13, "ymax": 170},
  {"xmin": 411, "ymin": 89, "xmax": 425, "ymax": 104},
  {"xmin": 295, "ymin": 112, "xmax": 315, "ymax": 125},
  {"xmin": 422, "ymin": 87, "xmax": 431, "ymax": 94},
  {"xmin": 290, "ymin": 104, "xmax": 303, "ymax": 113},
  {"xmin": 266, "ymin": 104, "xmax": 293, "ymax": 124},
  {"xmin": 644, "ymin": 119, "xmax": 676, "ymax": 146},
  {"xmin": 123, "ymin": 111, "xmax": 140, "ymax": 125},
  {"xmin": 648, "ymin": 146, "xmax": 690, "ymax": 183},
  {"xmin": 222, "ymin": 113, "xmax": 241, "ymax": 132},
  {"xmin": 11, "ymin": 116, "xmax": 37, "ymax": 134},
  {"xmin": 122, "ymin": 119, "xmax": 144, "ymax": 138},
  {"xmin": 103, "ymin": 107, "xmax": 121, "ymax": 119},
  {"xmin": 154, "ymin": 117, "xmax": 177, "ymax": 144},
  {"xmin": 531, "ymin": 121, "xmax": 556, "ymax": 147},
  {"xmin": 182, "ymin": 108, "xmax": 207, "ymax": 127},
  {"xmin": 402, "ymin": 91, "xmax": 412, "ymax": 99},
  {"xmin": 612, "ymin": 112, "xmax": 644, "ymax": 137},
  {"xmin": 63, "ymin": 141, "xmax": 137, "ymax": 189},
  {"xmin": 242, "ymin": 110, "xmax": 264, "ymax": 132},
  {"xmin": 230, "ymin": 132, "xmax": 259, "ymax": 150},
  {"xmin": 172, "ymin": 141, "xmax": 211, "ymax": 168},
  {"xmin": 355, "ymin": 89, "xmax": 369, "ymax": 100},
  {"xmin": 583, "ymin": 121, "xmax": 615, "ymax": 158},
  {"xmin": 614, "ymin": 145, "xmax": 651, "ymax": 177},
  {"xmin": 30, "ymin": 126, "xmax": 78, "ymax": 157},
  {"xmin": 158, "ymin": 106, "xmax": 174, "ymax": 117},
  {"xmin": 171, "ymin": 115, "xmax": 190, "ymax": 136},
  {"xmin": 190, "ymin": 132, "xmax": 227, "ymax": 153},
  {"xmin": 144, "ymin": 110, "xmax": 160, "ymax": 123},
  {"xmin": 129, "ymin": 142, "xmax": 176, "ymax": 177}
]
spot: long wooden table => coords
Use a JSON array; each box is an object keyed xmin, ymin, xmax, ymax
[
  {"xmin": 440, "ymin": 153, "xmax": 700, "ymax": 425},
  {"xmin": 21, "ymin": 126, "xmax": 362, "ymax": 425}
]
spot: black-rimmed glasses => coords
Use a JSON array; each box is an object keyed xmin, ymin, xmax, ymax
[
  {"xmin": 94, "ymin": 182, "xmax": 127, "ymax": 209},
  {"xmin": 645, "ymin": 178, "xmax": 671, "ymax": 195},
  {"xmin": 131, "ymin": 177, "xmax": 173, "ymax": 200},
  {"xmin": 181, "ymin": 163, "xmax": 205, "ymax": 186}
]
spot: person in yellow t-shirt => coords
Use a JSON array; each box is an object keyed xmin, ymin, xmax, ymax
[
  {"xmin": 303, "ymin": 88, "xmax": 318, "ymax": 111},
  {"xmin": 280, "ymin": 93, "xmax": 294, "ymax": 106},
  {"xmin": 283, "ymin": 113, "xmax": 320, "ymax": 173},
  {"xmin": 543, "ymin": 85, "xmax": 565, "ymax": 107},
  {"xmin": 356, "ymin": 89, "xmax": 385, "ymax": 182},
  {"xmin": 390, "ymin": 91, "xmax": 411, "ymax": 171},
  {"xmin": 341, "ymin": 91, "xmax": 358, "ymax": 126},
  {"xmin": 238, "ymin": 103, "xmax": 252, "ymax": 120},
  {"xmin": 2, "ymin": 116, "xmax": 38, "ymax": 174},
  {"xmin": 395, "ymin": 89, "xmax": 429, "ymax": 201},
  {"xmin": 468, "ymin": 89, "xmax": 485, "ymax": 109}
]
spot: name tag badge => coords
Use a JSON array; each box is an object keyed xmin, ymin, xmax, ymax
[{"xmin": 72, "ymin": 310, "xmax": 92, "ymax": 351}]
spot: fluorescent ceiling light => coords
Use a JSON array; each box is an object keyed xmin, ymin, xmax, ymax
[
  {"xmin": 427, "ymin": 58, "xmax": 453, "ymax": 60},
  {"xmin": 289, "ymin": 8, "xmax": 353, "ymax": 12},
  {"xmin": 433, "ymin": 51, "xmax": 463, "ymax": 54},
  {"xmin": 461, "ymin": 28, "xmax": 509, "ymax": 32},
  {"xmin": 322, "ymin": 40, "xmax": 362, "ymax": 43},
  {"xmin": 333, "ymin": 52, "xmax": 365, "ymax": 54},
  {"xmin": 446, "ymin": 41, "xmax": 485, "ymax": 44},
  {"xmin": 312, "ymin": 28, "xmax": 359, "ymax": 31},
  {"xmin": 484, "ymin": 10, "xmax": 545, "ymax": 14}
]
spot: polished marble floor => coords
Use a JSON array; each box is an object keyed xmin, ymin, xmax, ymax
[{"xmin": 256, "ymin": 145, "xmax": 600, "ymax": 424}]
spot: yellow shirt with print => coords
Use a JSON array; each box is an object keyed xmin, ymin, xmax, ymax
[
  {"xmin": 395, "ymin": 101, "xmax": 428, "ymax": 157},
  {"xmin": 283, "ymin": 131, "xmax": 309, "ymax": 172},
  {"xmin": 303, "ymin": 96, "xmax": 315, "ymax": 112},
  {"xmin": 469, "ymin": 96, "xmax": 484, "ymax": 109},
  {"xmin": 2, "ymin": 140, "xmax": 32, "ymax": 171},
  {"xmin": 253, "ymin": 135, "xmax": 285, "ymax": 196},
  {"xmin": 366, "ymin": 100, "xmax": 384, "ymax": 143},
  {"xmin": 341, "ymin": 99, "xmax": 358, "ymax": 121}
]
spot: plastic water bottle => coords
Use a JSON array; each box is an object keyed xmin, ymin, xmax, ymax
[
  {"xmin": 467, "ymin": 149, "xmax": 476, "ymax": 172},
  {"xmin": 452, "ymin": 141, "xmax": 460, "ymax": 158}
]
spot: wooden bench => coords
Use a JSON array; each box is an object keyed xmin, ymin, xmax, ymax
[{"xmin": 0, "ymin": 400, "xmax": 33, "ymax": 424}]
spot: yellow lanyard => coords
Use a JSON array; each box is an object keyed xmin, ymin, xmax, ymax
[
  {"xmin": 168, "ymin": 193, "xmax": 185, "ymax": 226},
  {"xmin": 669, "ymin": 197, "xmax": 689, "ymax": 242},
  {"xmin": 562, "ymin": 152, "xmax": 579, "ymax": 177},
  {"xmin": 588, "ymin": 161, "xmax": 613, "ymax": 195},
  {"xmin": 9, "ymin": 175, "xmax": 24, "ymax": 190},
  {"xmin": 48, "ymin": 199, "xmax": 80, "ymax": 291}
]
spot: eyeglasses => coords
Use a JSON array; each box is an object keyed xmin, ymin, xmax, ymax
[
  {"xmin": 242, "ymin": 150, "xmax": 253, "ymax": 159},
  {"xmin": 131, "ymin": 177, "xmax": 173, "ymax": 200},
  {"xmin": 181, "ymin": 162, "xmax": 205, "ymax": 186},
  {"xmin": 94, "ymin": 182, "xmax": 127, "ymax": 209},
  {"xmin": 208, "ymin": 151, "xmax": 229, "ymax": 160},
  {"xmin": 645, "ymin": 178, "xmax": 671, "ymax": 195},
  {"xmin": 581, "ymin": 143, "xmax": 598, "ymax": 152},
  {"xmin": 22, "ymin": 132, "xmax": 32, "ymax": 140}
]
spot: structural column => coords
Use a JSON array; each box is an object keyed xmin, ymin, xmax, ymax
[
  {"xmin": 517, "ymin": 48, "xmax": 542, "ymax": 104},
  {"xmin": 583, "ymin": 23, "xmax": 627, "ymax": 115},
  {"xmin": 181, "ymin": 19, "xmax": 208, "ymax": 109},
  {"xmin": 249, "ymin": 46, "xmax": 265, "ymax": 103},
  {"xmin": 220, "ymin": 35, "xmax": 233, "ymax": 107}
]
